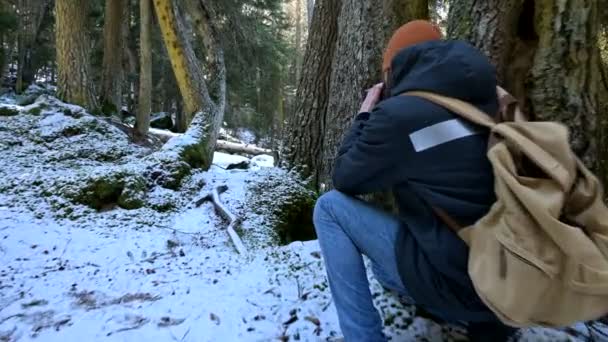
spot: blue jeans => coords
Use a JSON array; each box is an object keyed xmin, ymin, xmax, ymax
[{"xmin": 313, "ymin": 190, "xmax": 411, "ymax": 342}]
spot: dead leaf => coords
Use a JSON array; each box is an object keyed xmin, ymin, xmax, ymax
[
  {"xmin": 304, "ymin": 316, "xmax": 320, "ymax": 326},
  {"xmin": 210, "ymin": 313, "xmax": 220, "ymax": 325},
  {"xmin": 283, "ymin": 315, "xmax": 298, "ymax": 326},
  {"xmin": 21, "ymin": 299, "xmax": 49, "ymax": 308},
  {"xmin": 157, "ymin": 316, "xmax": 185, "ymax": 327}
]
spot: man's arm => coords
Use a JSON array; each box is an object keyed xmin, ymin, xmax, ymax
[{"xmin": 332, "ymin": 103, "xmax": 407, "ymax": 195}]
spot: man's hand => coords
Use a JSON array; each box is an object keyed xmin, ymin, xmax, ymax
[{"xmin": 359, "ymin": 83, "xmax": 384, "ymax": 113}]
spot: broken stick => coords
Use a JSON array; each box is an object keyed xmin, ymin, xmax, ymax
[{"xmin": 196, "ymin": 185, "xmax": 247, "ymax": 255}]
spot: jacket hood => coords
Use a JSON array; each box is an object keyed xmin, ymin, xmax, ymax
[{"xmin": 388, "ymin": 40, "xmax": 499, "ymax": 115}]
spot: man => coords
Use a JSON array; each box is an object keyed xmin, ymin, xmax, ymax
[{"xmin": 313, "ymin": 20, "xmax": 516, "ymax": 341}]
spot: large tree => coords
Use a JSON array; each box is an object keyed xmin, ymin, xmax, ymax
[
  {"xmin": 320, "ymin": 1, "xmax": 429, "ymax": 190},
  {"xmin": 55, "ymin": 0, "xmax": 97, "ymax": 109},
  {"xmin": 282, "ymin": 0, "xmax": 341, "ymax": 185},
  {"xmin": 448, "ymin": 0, "xmax": 607, "ymax": 185},
  {"xmin": 153, "ymin": 0, "xmax": 225, "ymax": 169},
  {"xmin": 100, "ymin": 0, "xmax": 126, "ymax": 113},
  {"xmin": 284, "ymin": 0, "xmax": 429, "ymax": 189}
]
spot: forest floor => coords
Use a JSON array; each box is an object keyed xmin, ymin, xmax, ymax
[{"xmin": 0, "ymin": 87, "xmax": 605, "ymax": 341}]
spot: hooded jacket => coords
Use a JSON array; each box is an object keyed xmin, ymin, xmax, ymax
[{"xmin": 332, "ymin": 40, "xmax": 500, "ymax": 322}]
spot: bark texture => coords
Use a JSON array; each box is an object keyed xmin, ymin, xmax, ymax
[
  {"xmin": 319, "ymin": 0, "xmax": 429, "ymax": 189},
  {"xmin": 282, "ymin": 0, "xmax": 341, "ymax": 185},
  {"xmin": 55, "ymin": 0, "xmax": 97, "ymax": 110},
  {"xmin": 153, "ymin": 0, "xmax": 224, "ymax": 170},
  {"xmin": 448, "ymin": 0, "xmax": 605, "ymax": 184},
  {"xmin": 154, "ymin": 0, "xmax": 209, "ymax": 121},
  {"xmin": 136, "ymin": 0, "xmax": 152, "ymax": 136},
  {"xmin": 100, "ymin": 0, "xmax": 126, "ymax": 113}
]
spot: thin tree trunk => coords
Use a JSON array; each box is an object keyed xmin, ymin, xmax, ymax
[
  {"xmin": 448, "ymin": 0, "xmax": 605, "ymax": 184},
  {"xmin": 294, "ymin": 0, "xmax": 302, "ymax": 83},
  {"xmin": 55, "ymin": 0, "xmax": 97, "ymax": 110},
  {"xmin": 319, "ymin": 0, "xmax": 429, "ymax": 190},
  {"xmin": 15, "ymin": 0, "xmax": 51, "ymax": 93},
  {"xmin": 100, "ymin": 0, "xmax": 125, "ymax": 114},
  {"xmin": 15, "ymin": 0, "xmax": 24, "ymax": 92},
  {"xmin": 283, "ymin": 0, "xmax": 341, "ymax": 185},
  {"xmin": 136, "ymin": 0, "xmax": 152, "ymax": 136}
]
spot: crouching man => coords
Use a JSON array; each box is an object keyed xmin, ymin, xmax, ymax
[{"xmin": 313, "ymin": 20, "xmax": 516, "ymax": 342}]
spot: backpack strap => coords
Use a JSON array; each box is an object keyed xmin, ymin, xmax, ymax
[{"xmin": 402, "ymin": 91, "xmax": 497, "ymax": 128}]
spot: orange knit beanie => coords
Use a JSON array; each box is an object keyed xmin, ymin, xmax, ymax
[{"xmin": 382, "ymin": 20, "xmax": 443, "ymax": 71}]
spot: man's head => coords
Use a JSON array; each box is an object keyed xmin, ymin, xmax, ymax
[{"xmin": 382, "ymin": 20, "xmax": 443, "ymax": 74}]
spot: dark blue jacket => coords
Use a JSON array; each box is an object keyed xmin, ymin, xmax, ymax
[{"xmin": 333, "ymin": 40, "xmax": 500, "ymax": 322}]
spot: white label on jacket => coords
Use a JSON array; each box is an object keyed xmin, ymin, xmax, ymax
[{"xmin": 409, "ymin": 118, "xmax": 484, "ymax": 152}]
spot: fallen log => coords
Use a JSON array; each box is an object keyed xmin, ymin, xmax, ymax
[
  {"xmin": 196, "ymin": 185, "xmax": 247, "ymax": 255},
  {"xmin": 148, "ymin": 128, "xmax": 273, "ymax": 157},
  {"xmin": 215, "ymin": 140, "xmax": 272, "ymax": 156}
]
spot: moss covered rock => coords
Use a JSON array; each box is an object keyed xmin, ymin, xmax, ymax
[
  {"xmin": 245, "ymin": 169, "xmax": 317, "ymax": 245},
  {"xmin": 0, "ymin": 106, "xmax": 19, "ymax": 116},
  {"xmin": 64, "ymin": 170, "xmax": 148, "ymax": 210},
  {"xmin": 146, "ymin": 158, "xmax": 192, "ymax": 190}
]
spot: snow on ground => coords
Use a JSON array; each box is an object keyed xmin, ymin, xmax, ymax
[{"xmin": 0, "ymin": 91, "xmax": 605, "ymax": 341}]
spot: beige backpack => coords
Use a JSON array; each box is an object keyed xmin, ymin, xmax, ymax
[{"xmin": 405, "ymin": 88, "xmax": 608, "ymax": 328}]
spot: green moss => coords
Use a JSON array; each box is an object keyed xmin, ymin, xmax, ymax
[
  {"xmin": 151, "ymin": 160, "xmax": 192, "ymax": 190},
  {"xmin": 28, "ymin": 107, "xmax": 42, "ymax": 115},
  {"xmin": 117, "ymin": 177, "xmax": 147, "ymax": 210},
  {"xmin": 247, "ymin": 172, "xmax": 318, "ymax": 245},
  {"xmin": 0, "ymin": 107, "xmax": 19, "ymax": 116},
  {"xmin": 274, "ymin": 192, "xmax": 317, "ymax": 243},
  {"xmin": 73, "ymin": 175, "xmax": 125, "ymax": 210},
  {"xmin": 150, "ymin": 201, "xmax": 175, "ymax": 212},
  {"xmin": 70, "ymin": 171, "xmax": 152, "ymax": 211},
  {"xmin": 100, "ymin": 100, "xmax": 118, "ymax": 116},
  {"xmin": 181, "ymin": 143, "xmax": 208, "ymax": 169},
  {"xmin": 61, "ymin": 125, "xmax": 84, "ymax": 137}
]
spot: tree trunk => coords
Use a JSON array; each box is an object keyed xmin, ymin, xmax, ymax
[
  {"xmin": 153, "ymin": 0, "xmax": 224, "ymax": 169},
  {"xmin": 318, "ymin": 0, "xmax": 429, "ymax": 190},
  {"xmin": 100, "ymin": 0, "xmax": 125, "ymax": 114},
  {"xmin": 306, "ymin": 0, "xmax": 314, "ymax": 28},
  {"xmin": 183, "ymin": 0, "xmax": 226, "ymax": 114},
  {"xmin": 153, "ymin": 0, "xmax": 210, "ymax": 121},
  {"xmin": 448, "ymin": 0, "xmax": 605, "ymax": 184},
  {"xmin": 282, "ymin": 0, "xmax": 341, "ymax": 185},
  {"xmin": 15, "ymin": 0, "xmax": 24, "ymax": 92},
  {"xmin": 55, "ymin": 0, "xmax": 97, "ymax": 110},
  {"xmin": 15, "ymin": 0, "xmax": 50, "ymax": 93},
  {"xmin": 136, "ymin": 0, "xmax": 152, "ymax": 137}
]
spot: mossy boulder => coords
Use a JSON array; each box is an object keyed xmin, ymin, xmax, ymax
[
  {"xmin": 146, "ymin": 158, "xmax": 191, "ymax": 190},
  {"xmin": 117, "ymin": 177, "xmax": 147, "ymax": 210},
  {"xmin": 66, "ymin": 170, "xmax": 148, "ymax": 210},
  {"xmin": 0, "ymin": 106, "xmax": 19, "ymax": 116},
  {"xmin": 246, "ymin": 169, "xmax": 317, "ymax": 245}
]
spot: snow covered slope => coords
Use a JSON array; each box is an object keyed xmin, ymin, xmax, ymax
[{"xmin": 0, "ymin": 92, "xmax": 604, "ymax": 341}]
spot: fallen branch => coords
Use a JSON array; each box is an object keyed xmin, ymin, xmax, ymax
[{"xmin": 196, "ymin": 185, "xmax": 247, "ymax": 255}]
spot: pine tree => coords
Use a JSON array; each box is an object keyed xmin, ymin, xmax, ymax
[{"xmin": 55, "ymin": 0, "xmax": 97, "ymax": 110}]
